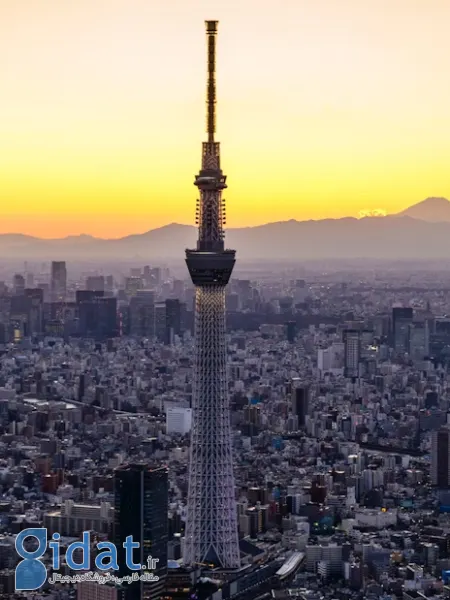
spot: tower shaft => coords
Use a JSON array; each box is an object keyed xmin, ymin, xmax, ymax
[{"xmin": 184, "ymin": 21, "xmax": 240, "ymax": 570}]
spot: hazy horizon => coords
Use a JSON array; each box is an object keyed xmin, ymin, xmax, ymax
[{"xmin": 0, "ymin": 197, "xmax": 445, "ymax": 240}]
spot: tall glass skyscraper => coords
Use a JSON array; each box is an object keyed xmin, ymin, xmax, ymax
[{"xmin": 114, "ymin": 464, "xmax": 168, "ymax": 600}]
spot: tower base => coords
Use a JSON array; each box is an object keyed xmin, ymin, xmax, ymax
[{"xmin": 184, "ymin": 285, "xmax": 240, "ymax": 570}]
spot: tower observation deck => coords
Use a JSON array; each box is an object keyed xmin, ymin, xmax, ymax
[{"xmin": 184, "ymin": 21, "xmax": 240, "ymax": 569}]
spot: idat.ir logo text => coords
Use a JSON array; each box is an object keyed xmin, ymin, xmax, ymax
[{"xmin": 15, "ymin": 528, "xmax": 157, "ymax": 591}]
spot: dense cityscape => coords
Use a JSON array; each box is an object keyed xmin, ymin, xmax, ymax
[
  {"xmin": 0, "ymin": 257, "xmax": 449, "ymax": 600},
  {"xmin": 3, "ymin": 13, "xmax": 450, "ymax": 600}
]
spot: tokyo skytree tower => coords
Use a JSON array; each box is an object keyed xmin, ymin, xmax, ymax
[{"xmin": 184, "ymin": 21, "xmax": 240, "ymax": 569}]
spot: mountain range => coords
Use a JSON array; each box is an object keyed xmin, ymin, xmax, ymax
[{"xmin": 3, "ymin": 197, "xmax": 450, "ymax": 261}]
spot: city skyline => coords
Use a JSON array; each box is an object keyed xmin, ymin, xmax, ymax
[{"xmin": 3, "ymin": 0, "xmax": 450, "ymax": 237}]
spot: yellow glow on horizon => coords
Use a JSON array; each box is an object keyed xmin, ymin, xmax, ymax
[{"xmin": 2, "ymin": 0, "xmax": 450, "ymax": 237}]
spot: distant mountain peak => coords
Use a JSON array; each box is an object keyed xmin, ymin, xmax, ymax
[
  {"xmin": 3, "ymin": 197, "xmax": 450, "ymax": 259},
  {"xmin": 398, "ymin": 197, "xmax": 450, "ymax": 222},
  {"xmin": 431, "ymin": 196, "xmax": 447, "ymax": 201},
  {"xmin": 64, "ymin": 233, "xmax": 95, "ymax": 240}
]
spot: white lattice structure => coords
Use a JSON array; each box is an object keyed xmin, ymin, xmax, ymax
[
  {"xmin": 184, "ymin": 21, "xmax": 240, "ymax": 570},
  {"xmin": 184, "ymin": 287, "xmax": 240, "ymax": 567}
]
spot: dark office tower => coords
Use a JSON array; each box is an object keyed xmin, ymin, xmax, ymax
[
  {"xmin": 392, "ymin": 306, "xmax": 413, "ymax": 353},
  {"xmin": 10, "ymin": 295, "xmax": 31, "ymax": 337},
  {"xmin": 154, "ymin": 302, "xmax": 166, "ymax": 342},
  {"xmin": 165, "ymin": 299, "xmax": 182, "ymax": 344},
  {"xmin": 285, "ymin": 321, "xmax": 296, "ymax": 343},
  {"xmin": 25, "ymin": 288, "xmax": 44, "ymax": 335},
  {"xmin": 86, "ymin": 275, "xmax": 105, "ymax": 292},
  {"xmin": 77, "ymin": 294, "xmax": 98, "ymax": 337},
  {"xmin": 237, "ymin": 280, "xmax": 251, "ymax": 307},
  {"xmin": 12, "ymin": 274, "xmax": 25, "ymax": 296},
  {"xmin": 432, "ymin": 426, "xmax": 450, "ymax": 488},
  {"xmin": 409, "ymin": 321, "xmax": 430, "ymax": 361},
  {"xmin": 344, "ymin": 329, "xmax": 361, "ymax": 378},
  {"xmin": 76, "ymin": 289, "xmax": 104, "ymax": 303},
  {"xmin": 51, "ymin": 261, "xmax": 67, "ymax": 302},
  {"xmin": 114, "ymin": 464, "xmax": 168, "ymax": 600},
  {"xmin": 98, "ymin": 297, "xmax": 118, "ymax": 339},
  {"xmin": 130, "ymin": 291, "xmax": 155, "ymax": 337},
  {"xmin": 425, "ymin": 391, "xmax": 439, "ymax": 409},
  {"xmin": 77, "ymin": 292, "xmax": 118, "ymax": 339},
  {"xmin": 25, "ymin": 287, "xmax": 44, "ymax": 303},
  {"xmin": 310, "ymin": 479, "xmax": 327, "ymax": 504},
  {"xmin": 78, "ymin": 373, "xmax": 85, "ymax": 401},
  {"xmin": 291, "ymin": 379, "xmax": 309, "ymax": 427},
  {"xmin": 184, "ymin": 21, "xmax": 240, "ymax": 569}
]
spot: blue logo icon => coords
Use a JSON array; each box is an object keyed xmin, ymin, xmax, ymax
[
  {"xmin": 15, "ymin": 528, "xmax": 48, "ymax": 591},
  {"xmin": 14, "ymin": 528, "xmax": 157, "ymax": 591}
]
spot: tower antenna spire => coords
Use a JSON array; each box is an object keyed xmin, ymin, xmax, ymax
[
  {"xmin": 190, "ymin": 20, "xmax": 228, "ymax": 253},
  {"xmin": 205, "ymin": 20, "xmax": 218, "ymax": 142}
]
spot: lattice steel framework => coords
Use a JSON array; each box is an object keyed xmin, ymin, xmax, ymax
[{"xmin": 184, "ymin": 21, "xmax": 240, "ymax": 570}]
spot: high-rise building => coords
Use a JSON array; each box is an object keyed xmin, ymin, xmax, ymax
[
  {"xmin": 409, "ymin": 321, "xmax": 430, "ymax": 361},
  {"xmin": 12, "ymin": 274, "xmax": 25, "ymax": 296},
  {"xmin": 343, "ymin": 329, "xmax": 361, "ymax": 378},
  {"xmin": 291, "ymin": 379, "xmax": 309, "ymax": 427},
  {"xmin": 10, "ymin": 290, "xmax": 46, "ymax": 338},
  {"xmin": 154, "ymin": 302, "xmax": 166, "ymax": 341},
  {"xmin": 285, "ymin": 321, "xmax": 296, "ymax": 343},
  {"xmin": 392, "ymin": 306, "xmax": 413, "ymax": 353},
  {"xmin": 9, "ymin": 294, "xmax": 30, "ymax": 338},
  {"xmin": 76, "ymin": 290, "xmax": 104, "ymax": 303},
  {"xmin": 165, "ymin": 299, "xmax": 182, "ymax": 344},
  {"xmin": 76, "ymin": 292, "xmax": 118, "ymax": 339},
  {"xmin": 25, "ymin": 288, "xmax": 44, "ymax": 335},
  {"xmin": 51, "ymin": 261, "xmax": 67, "ymax": 302},
  {"xmin": 114, "ymin": 464, "xmax": 168, "ymax": 600},
  {"xmin": 432, "ymin": 426, "xmax": 450, "ymax": 487},
  {"xmin": 129, "ymin": 290, "xmax": 155, "ymax": 337},
  {"xmin": 430, "ymin": 317, "xmax": 450, "ymax": 359},
  {"xmin": 86, "ymin": 275, "xmax": 105, "ymax": 292},
  {"xmin": 184, "ymin": 21, "xmax": 240, "ymax": 569}
]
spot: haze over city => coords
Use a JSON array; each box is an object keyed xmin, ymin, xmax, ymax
[{"xmin": 3, "ymin": 0, "xmax": 450, "ymax": 237}]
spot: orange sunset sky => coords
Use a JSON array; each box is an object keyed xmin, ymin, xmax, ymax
[{"xmin": 1, "ymin": 0, "xmax": 450, "ymax": 238}]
